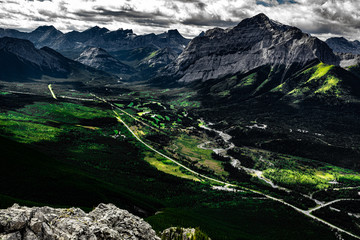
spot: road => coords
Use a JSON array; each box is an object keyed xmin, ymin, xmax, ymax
[
  {"xmin": 48, "ymin": 84, "xmax": 57, "ymax": 100},
  {"xmin": 112, "ymin": 110, "xmax": 232, "ymax": 186},
  {"xmin": 79, "ymin": 93, "xmax": 360, "ymax": 240},
  {"xmin": 307, "ymin": 199, "xmax": 360, "ymax": 214}
]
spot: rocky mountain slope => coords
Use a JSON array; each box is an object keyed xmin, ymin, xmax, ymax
[
  {"xmin": 160, "ymin": 13, "xmax": 339, "ymax": 83},
  {"xmin": 0, "ymin": 37, "xmax": 70, "ymax": 80},
  {"xmin": 0, "ymin": 36, "xmax": 112, "ymax": 82},
  {"xmin": 76, "ymin": 47, "xmax": 136, "ymax": 75},
  {"xmin": 0, "ymin": 203, "xmax": 159, "ymax": 240},
  {"xmin": 136, "ymin": 47, "xmax": 178, "ymax": 77}
]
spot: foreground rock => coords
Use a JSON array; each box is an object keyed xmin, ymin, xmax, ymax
[
  {"xmin": 0, "ymin": 203, "xmax": 159, "ymax": 240},
  {"xmin": 161, "ymin": 227, "xmax": 210, "ymax": 240}
]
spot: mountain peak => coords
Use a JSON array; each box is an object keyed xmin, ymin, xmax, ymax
[
  {"xmin": 85, "ymin": 26, "xmax": 109, "ymax": 33},
  {"xmin": 198, "ymin": 31, "xmax": 205, "ymax": 37},
  {"xmin": 32, "ymin": 25, "xmax": 58, "ymax": 33},
  {"xmin": 168, "ymin": 29, "xmax": 180, "ymax": 35},
  {"xmin": 328, "ymin": 37, "xmax": 348, "ymax": 42},
  {"xmin": 252, "ymin": 13, "xmax": 270, "ymax": 21},
  {"xmin": 161, "ymin": 13, "xmax": 339, "ymax": 83},
  {"xmin": 236, "ymin": 13, "xmax": 290, "ymax": 32}
]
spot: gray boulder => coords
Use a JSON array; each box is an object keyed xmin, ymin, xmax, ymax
[{"xmin": 0, "ymin": 203, "xmax": 159, "ymax": 240}]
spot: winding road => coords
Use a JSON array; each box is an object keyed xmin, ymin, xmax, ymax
[{"xmin": 61, "ymin": 91, "xmax": 360, "ymax": 240}]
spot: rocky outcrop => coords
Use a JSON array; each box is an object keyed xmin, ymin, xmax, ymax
[
  {"xmin": 0, "ymin": 203, "xmax": 159, "ymax": 240},
  {"xmin": 160, "ymin": 13, "xmax": 339, "ymax": 83},
  {"xmin": 76, "ymin": 47, "xmax": 136, "ymax": 75},
  {"xmin": 160, "ymin": 227, "xmax": 210, "ymax": 240},
  {"xmin": 336, "ymin": 52, "xmax": 360, "ymax": 67}
]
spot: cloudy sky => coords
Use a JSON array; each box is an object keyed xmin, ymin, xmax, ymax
[{"xmin": 0, "ymin": 0, "xmax": 359, "ymax": 40}]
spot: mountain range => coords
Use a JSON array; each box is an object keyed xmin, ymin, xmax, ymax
[
  {"xmin": 2, "ymin": 15, "xmax": 360, "ymax": 82},
  {"xmin": 326, "ymin": 37, "xmax": 360, "ymax": 54},
  {"xmin": 0, "ymin": 26, "xmax": 189, "ymax": 55},
  {"xmin": 1, "ymin": 14, "xmax": 360, "ymax": 105}
]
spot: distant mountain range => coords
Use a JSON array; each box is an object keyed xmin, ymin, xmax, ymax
[
  {"xmin": 2, "ymin": 13, "xmax": 360, "ymax": 98},
  {"xmin": 0, "ymin": 25, "xmax": 190, "ymax": 78},
  {"xmin": 326, "ymin": 37, "xmax": 360, "ymax": 54},
  {"xmin": 325, "ymin": 37, "xmax": 360, "ymax": 67},
  {"xmin": 0, "ymin": 26, "xmax": 190, "ymax": 55}
]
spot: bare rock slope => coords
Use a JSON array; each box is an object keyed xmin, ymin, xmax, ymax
[
  {"xmin": 162, "ymin": 13, "xmax": 339, "ymax": 83},
  {"xmin": 76, "ymin": 47, "xmax": 136, "ymax": 75}
]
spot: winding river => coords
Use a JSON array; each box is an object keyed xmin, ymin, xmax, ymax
[{"xmin": 198, "ymin": 122, "xmax": 290, "ymax": 192}]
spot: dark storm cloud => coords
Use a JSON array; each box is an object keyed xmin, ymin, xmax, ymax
[
  {"xmin": 314, "ymin": 6, "xmax": 360, "ymax": 29},
  {"xmin": 72, "ymin": 6, "xmax": 173, "ymax": 28},
  {"xmin": 93, "ymin": 6, "xmax": 166, "ymax": 18},
  {"xmin": 229, "ymin": 9, "xmax": 251, "ymax": 19},
  {"xmin": 173, "ymin": 0, "xmax": 206, "ymax": 10},
  {"xmin": 256, "ymin": 0, "xmax": 297, "ymax": 6},
  {"xmin": 38, "ymin": 9, "xmax": 71, "ymax": 19},
  {"xmin": 181, "ymin": 14, "xmax": 238, "ymax": 27}
]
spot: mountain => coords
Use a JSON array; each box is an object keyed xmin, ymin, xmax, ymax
[
  {"xmin": 27, "ymin": 25, "xmax": 63, "ymax": 48},
  {"xmin": 76, "ymin": 47, "xmax": 136, "ymax": 75},
  {"xmin": 150, "ymin": 14, "xmax": 360, "ymax": 171},
  {"xmin": 137, "ymin": 47, "xmax": 178, "ymax": 73},
  {"xmin": 154, "ymin": 29, "xmax": 190, "ymax": 54},
  {"xmin": 0, "ymin": 37, "xmax": 70, "ymax": 80},
  {"xmin": 0, "ymin": 37, "xmax": 111, "ymax": 82},
  {"xmin": 160, "ymin": 13, "xmax": 339, "ymax": 84},
  {"xmin": 0, "ymin": 26, "xmax": 190, "ymax": 56},
  {"xmin": 326, "ymin": 37, "xmax": 360, "ymax": 54}
]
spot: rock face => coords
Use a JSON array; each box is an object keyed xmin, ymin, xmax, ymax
[
  {"xmin": 76, "ymin": 47, "xmax": 136, "ymax": 75},
  {"xmin": 160, "ymin": 227, "xmax": 210, "ymax": 240},
  {"xmin": 0, "ymin": 203, "xmax": 160, "ymax": 240},
  {"xmin": 161, "ymin": 13, "xmax": 339, "ymax": 83},
  {"xmin": 138, "ymin": 47, "xmax": 178, "ymax": 71}
]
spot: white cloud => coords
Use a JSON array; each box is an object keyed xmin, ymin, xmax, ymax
[{"xmin": 0, "ymin": 0, "xmax": 359, "ymax": 40}]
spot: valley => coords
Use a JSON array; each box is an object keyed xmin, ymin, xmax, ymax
[
  {"xmin": 1, "ymin": 12, "xmax": 360, "ymax": 240},
  {"xmin": 1, "ymin": 79, "xmax": 360, "ymax": 239}
]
